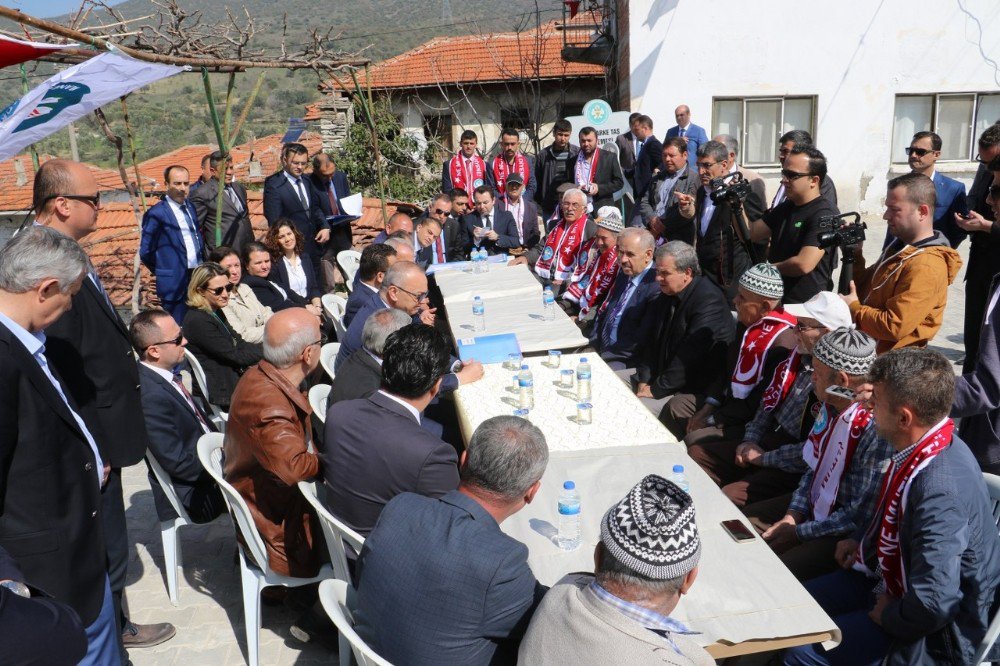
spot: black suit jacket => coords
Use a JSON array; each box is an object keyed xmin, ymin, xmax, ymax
[
  {"xmin": 45, "ymin": 276, "xmax": 149, "ymax": 467},
  {"xmin": 181, "ymin": 308, "xmax": 263, "ymax": 409},
  {"xmin": 137, "ymin": 363, "xmax": 219, "ymax": 521},
  {"xmin": 694, "ymin": 185, "xmax": 765, "ymax": 302},
  {"xmin": 496, "ymin": 198, "xmax": 541, "ymax": 252},
  {"xmin": 589, "ymin": 267, "xmax": 660, "ymax": 366},
  {"xmin": 268, "ymin": 253, "xmax": 321, "ymax": 301},
  {"xmin": 459, "ymin": 208, "xmax": 520, "ymax": 256},
  {"xmin": 0, "ymin": 323, "xmax": 106, "ymax": 625},
  {"xmin": 320, "ymin": 391, "xmax": 459, "ymax": 536},
  {"xmin": 263, "ymin": 171, "xmax": 328, "ymax": 254},
  {"xmin": 633, "ymin": 276, "xmax": 736, "ymax": 399},
  {"xmin": 310, "ymin": 171, "xmax": 354, "ymax": 254},
  {"xmin": 632, "ymin": 136, "xmax": 664, "ymax": 201},
  {"xmin": 330, "ymin": 349, "xmax": 382, "ymax": 404},
  {"xmin": 190, "ymin": 179, "xmax": 255, "ymax": 254},
  {"xmin": 413, "ymin": 210, "xmax": 464, "ymax": 266},
  {"xmin": 576, "ymin": 147, "xmax": 625, "ymax": 210},
  {"xmin": 242, "ymin": 274, "xmax": 308, "ymax": 311}
]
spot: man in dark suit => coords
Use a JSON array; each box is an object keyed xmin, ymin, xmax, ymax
[
  {"xmin": 131, "ymin": 309, "xmax": 225, "ymax": 524},
  {"xmin": 321, "ymin": 323, "xmax": 460, "ymax": 537},
  {"xmin": 35, "ymin": 160, "xmax": 174, "ymax": 656},
  {"xmin": 664, "ymin": 104, "xmax": 709, "ymax": 168},
  {"xmin": 190, "ymin": 151, "xmax": 255, "ymax": 255},
  {"xmin": 460, "ymin": 185, "xmax": 520, "ymax": 256},
  {"xmin": 344, "ymin": 242, "xmax": 397, "ymax": 328},
  {"xmin": 590, "ymin": 228, "xmax": 659, "ymax": 369},
  {"xmin": 189, "ymin": 153, "xmax": 212, "ymax": 196},
  {"xmin": 263, "ymin": 142, "xmax": 330, "ymax": 284},
  {"xmin": 331, "ymin": 308, "xmax": 410, "ymax": 404},
  {"xmin": 628, "ymin": 115, "xmax": 663, "ymax": 207},
  {"xmin": 636, "ymin": 138, "xmax": 700, "ymax": 242},
  {"xmin": 412, "ymin": 215, "xmax": 443, "ymax": 270},
  {"xmin": 622, "ymin": 241, "xmax": 736, "ymax": 416},
  {"xmin": 535, "ymin": 119, "xmax": 580, "ymax": 220},
  {"xmin": 0, "ymin": 226, "xmax": 117, "ymax": 663},
  {"xmin": 413, "ymin": 192, "xmax": 462, "ymax": 267},
  {"xmin": 894, "ymin": 131, "xmax": 969, "ymax": 248},
  {"xmin": 310, "ymin": 152, "xmax": 355, "ymax": 291},
  {"xmin": 614, "ymin": 113, "xmax": 642, "ymax": 176},
  {"xmin": 354, "ymin": 414, "xmax": 549, "ymax": 664},
  {"xmin": 371, "ymin": 211, "xmax": 414, "ymax": 245},
  {"xmin": 497, "ymin": 173, "xmax": 541, "ymax": 259},
  {"xmin": 575, "ymin": 126, "xmax": 625, "ymax": 213},
  {"xmin": 140, "ymin": 165, "xmax": 205, "ymax": 323}
]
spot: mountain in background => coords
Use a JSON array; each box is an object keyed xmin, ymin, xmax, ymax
[{"xmin": 1, "ymin": 0, "xmax": 559, "ymax": 169}]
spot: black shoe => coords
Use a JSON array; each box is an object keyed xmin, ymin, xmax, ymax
[
  {"xmin": 121, "ymin": 621, "xmax": 177, "ymax": 648},
  {"xmin": 289, "ymin": 607, "xmax": 338, "ymax": 652}
]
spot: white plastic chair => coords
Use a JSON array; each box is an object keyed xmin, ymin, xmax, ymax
[
  {"xmin": 974, "ymin": 473, "xmax": 1000, "ymax": 663},
  {"xmin": 183, "ymin": 349, "xmax": 227, "ymax": 431},
  {"xmin": 297, "ymin": 480, "xmax": 365, "ymax": 583},
  {"xmin": 322, "ymin": 294, "xmax": 349, "ymax": 341},
  {"xmin": 337, "ymin": 250, "xmax": 362, "ymax": 293},
  {"xmin": 308, "ymin": 384, "xmax": 332, "ymax": 425},
  {"xmin": 319, "ymin": 579, "xmax": 392, "ymax": 666},
  {"xmin": 146, "ymin": 453, "xmax": 199, "ymax": 605},
  {"xmin": 320, "ymin": 341, "xmax": 341, "ymax": 381},
  {"xmin": 197, "ymin": 434, "xmax": 333, "ymax": 666}
]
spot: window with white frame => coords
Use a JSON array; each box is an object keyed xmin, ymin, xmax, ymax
[
  {"xmin": 711, "ymin": 96, "xmax": 817, "ymax": 167},
  {"xmin": 891, "ymin": 93, "xmax": 1000, "ymax": 163}
]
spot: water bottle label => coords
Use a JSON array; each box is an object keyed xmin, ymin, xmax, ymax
[
  {"xmin": 472, "ymin": 305, "xmax": 484, "ymax": 315},
  {"xmin": 557, "ymin": 501, "xmax": 580, "ymax": 515},
  {"xmin": 518, "ymin": 379, "xmax": 534, "ymax": 388},
  {"xmin": 543, "ymin": 295, "xmax": 555, "ymax": 305},
  {"xmin": 577, "ymin": 371, "xmax": 592, "ymax": 380}
]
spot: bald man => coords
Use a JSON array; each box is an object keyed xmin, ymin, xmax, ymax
[
  {"xmin": 373, "ymin": 212, "xmax": 414, "ymax": 244},
  {"xmin": 665, "ymin": 105, "xmax": 708, "ymax": 168}
]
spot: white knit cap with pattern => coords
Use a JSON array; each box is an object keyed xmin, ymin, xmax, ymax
[
  {"xmin": 595, "ymin": 206, "xmax": 624, "ymax": 234},
  {"xmin": 812, "ymin": 326, "xmax": 877, "ymax": 376},
  {"xmin": 738, "ymin": 262, "xmax": 784, "ymax": 299}
]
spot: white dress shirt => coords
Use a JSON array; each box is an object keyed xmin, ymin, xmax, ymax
[
  {"xmin": 283, "ymin": 255, "xmax": 309, "ymax": 299},
  {"xmin": 283, "ymin": 171, "xmax": 310, "ymax": 207},
  {"xmin": 166, "ymin": 197, "xmax": 201, "ymax": 269},
  {"xmin": 141, "ymin": 361, "xmax": 211, "ymax": 434},
  {"xmin": 699, "ymin": 186, "xmax": 717, "ymax": 236},
  {"xmin": 377, "ymin": 389, "xmax": 421, "ymax": 423}
]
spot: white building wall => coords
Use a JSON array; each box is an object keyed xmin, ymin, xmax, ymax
[{"xmin": 625, "ymin": 0, "xmax": 1000, "ymax": 217}]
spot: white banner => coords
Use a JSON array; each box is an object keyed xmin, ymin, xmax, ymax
[{"xmin": 0, "ymin": 51, "xmax": 187, "ymax": 161}]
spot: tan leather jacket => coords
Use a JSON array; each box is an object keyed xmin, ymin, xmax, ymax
[{"xmin": 223, "ymin": 360, "xmax": 320, "ymax": 577}]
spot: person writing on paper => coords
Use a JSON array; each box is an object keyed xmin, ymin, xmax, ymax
[
  {"xmin": 520, "ymin": 475, "xmax": 713, "ymax": 666},
  {"xmin": 460, "ymin": 185, "xmax": 519, "ymax": 257},
  {"xmin": 534, "ymin": 188, "xmax": 597, "ymax": 288}
]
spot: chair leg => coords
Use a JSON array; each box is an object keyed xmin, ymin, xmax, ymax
[
  {"xmin": 161, "ymin": 520, "xmax": 180, "ymax": 606},
  {"xmin": 239, "ymin": 557, "xmax": 263, "ymax": 666},
  {"xmin": 339, "ymin": 633, "xmax": 351, "ymax": 666}
]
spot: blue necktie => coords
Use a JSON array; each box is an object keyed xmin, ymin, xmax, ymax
[{"xmin": 601, "ymin": 281, "xmax": 635, "ymax": 349}]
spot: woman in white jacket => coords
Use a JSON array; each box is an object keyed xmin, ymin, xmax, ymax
[{"xmin": 208, "ymin": 246, "xmax": 273, "ymax": 344}]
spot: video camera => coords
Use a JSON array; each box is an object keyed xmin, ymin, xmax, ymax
[
  {"xmin": 709, "ymin": 171, "xmax": 752, "ymax": 206},
  {"xmin": 817, "ymin": 212, "xmax": 866, "ymax": 249}
]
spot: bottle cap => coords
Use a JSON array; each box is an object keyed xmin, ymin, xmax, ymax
[
  {"xmin": 474, "ymin": 294, "xmax": 481, "ymax": 299},
  {"xmin": 563, "ymin": 481, "xmax": 575, "ymax": 490},
  {"xmin": 520, "ymin": 363, "xmax": 529, "ymax": 370},
  {"xmin": 580, "ymin": 357, "xmax": 588, "ymax": 363},
  {"xmin": 672, "ymin": 464, "xmax": 684, "ymax": 473}
]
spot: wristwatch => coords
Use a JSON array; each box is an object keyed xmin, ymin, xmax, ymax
[{"xmin": 0, "ymin": 580, "xmax": 30, "ymax": 598}]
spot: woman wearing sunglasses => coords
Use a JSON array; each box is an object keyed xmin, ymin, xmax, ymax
[{"xmin": 182, "ymin": 262, "xmax": 264, "ymax": 410}]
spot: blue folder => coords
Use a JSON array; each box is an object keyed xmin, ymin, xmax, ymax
[{"xmin": 456, "ymin": 333, "xmax": 521, "ymax": 365}]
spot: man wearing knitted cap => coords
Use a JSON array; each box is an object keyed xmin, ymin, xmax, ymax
[
  {"xmin": 662, "ymin": 263, "xmax": 797, "ymax": 447},
  {"xmin": 744, "ymin": 328, "xmax": 893, "ymax": 581},
  {"xmin": 689, "ymin": 291, "xmax": 853, "ymax": 507},
  {"xmin": 519, "ymin": 475, "xmax": 713, "ymax": 665},
  {"xmin": 560, "ymin": 206, "xmax": 624, "ymax": 318}
]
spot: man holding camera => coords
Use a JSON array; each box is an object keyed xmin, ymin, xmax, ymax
[
  {"xmin": 841, "ymin": 173, "xmax": 962, "ymax": 354},
  {"xmin": 749, "ymin": 146, "xmax": 839, "ymax": 304}
]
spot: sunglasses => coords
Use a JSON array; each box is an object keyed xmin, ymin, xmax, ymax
[
  {"xmin": 432, "ymin": 207, "xmax": 449, "ymax": 216},
  {"xmin": 44, "ymin": 192, "xmax": 102, "ymax": 206},
  {"xmin": 203, "ymin": 283, "xmax": 236, "ymax": 296},
  {"xmin": 905, "ymin": 147, "xmax": 936, "ymax": 157},
  {"xmin": 143, "ymin": 331, "xmax": 184, "ymax": 351},
  {"xmin": 781, "ymin": 169, "xmax": 812, "ymax": 181}
]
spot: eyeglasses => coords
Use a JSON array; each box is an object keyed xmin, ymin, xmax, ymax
[
  {"xmin": 203, "ymin": 283, "xmax": 236, "ymax": 296},
  {"xmin": 696, "ymin": 161, "xmax": 719, "ymax": 171},
  {"xmin": 44, "ymin": 192, "xmax": 101, "ymax": 206},
  {"xmin": 432, "ymin": 207, "xmax": 449, "ymax": 216},
  {"xmin": 143, "ymin": 331, "xmax": 184, "ymax": 351},
  {"xmin": 781, "ymin": 169, "xmax": 812, "ymax": 181},
  {"xmin": 395, "ymin": 285, "xmax": 428, "ymax": 301},
  {"xmin": 308, "ymin": 332, "xmax": 329, "ymax": 348},
  {"xmin": 905, "ymin": 147, "xmax": 936, "ymax": 157},
  {"xmin": 561, "ymin": 201, "xmax": 583, "ymax": 208},
  {"xmin": 795, "ymin": 323, "xmax": 826, "ymax": 332}
]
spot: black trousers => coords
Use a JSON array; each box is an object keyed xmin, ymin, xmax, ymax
[{"xmin": 101, "ymin": 467, "xmax": 129, "ymax": 659}]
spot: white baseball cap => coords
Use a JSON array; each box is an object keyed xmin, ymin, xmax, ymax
[{"xmin": 784, "ymin": 291, "xmax": 852, "ymax": 330}]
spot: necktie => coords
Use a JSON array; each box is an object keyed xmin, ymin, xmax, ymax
[
  {"xmin": 601, "ymin": 281, "xmax": 635, "ymax": 349},
  {"xmin": 225, "ymin": 185, "xmax": 244, "ymax": 214},
  {"xmin": 294, "ymin": 179, "xmax": 308, "ymax": 210},
  {"xmin": 327, "ymin": 183, "xmax": 340, "ymax": 215},
  {"xmin": 435, "ymin": 236, "xmax": 445, "ymax": 263},
  {"xmin": 635, "ymin": 139, "xmax": 642, "ymax": 160},
  {"xmin": 679, "ymin": 127, "xmax": 686, "ymax": 138},
  {"xmin": 172, "ymin": 372, "xmax": 214, "ymax": 433}
]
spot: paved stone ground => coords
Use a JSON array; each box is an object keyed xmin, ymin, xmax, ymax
[{"xmin": 122, "ymin": 218, "xmax": 970, "ymax": 665}]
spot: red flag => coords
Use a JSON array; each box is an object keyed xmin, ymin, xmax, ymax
[
  {"xmin": 0, "ymin": 34, "xmax": 71, "ymax": 69},
  {"xmin": 564, "ymin": 0, "xmax": 581, "ymax": 19}
]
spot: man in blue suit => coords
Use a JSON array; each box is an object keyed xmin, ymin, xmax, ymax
[
  {"xmin": 590, "ymin": 228, "xmax": 659, "ymax": 369},
  {"xmin": 460, "ymin": 185, "xmax": 520, "ymax": 256},
  {"xmin": 140, "ymin": 165, "xmax": 205, "ymax": 323},
  {"xmin": 664, "ymin": 105, "xmax": 708, "ymax": 168},
  {"xmin": 263, "ymin": 143, "xmax": 330, "ymax": 284},
  {"xmin": 344, "ymin": 242, "xmax": 397, "ymax": 328},
  {"xmin": 908, "ymin": 131, "xmax": 969, "ymax": 247}
]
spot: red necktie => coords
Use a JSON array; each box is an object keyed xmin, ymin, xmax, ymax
[
  {"xmin": 435, "ymin": 236, "xmax": 445, "ymax": 263},
  {"xmin": 172, "ymin": 372, "xmax": 215, "ymax": 433},
  {"xmin": 326, "ymin": 184, "xmax": 340, "ymax": 215}
]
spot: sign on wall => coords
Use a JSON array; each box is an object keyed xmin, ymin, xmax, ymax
[{"xmin": 565, "ymin": 99, "xmax": 632, "ymax": 148}]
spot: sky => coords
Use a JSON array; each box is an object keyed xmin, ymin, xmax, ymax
[{"xmin": 9, "ymin": 0, "xmax": 126, "ymax": 19}]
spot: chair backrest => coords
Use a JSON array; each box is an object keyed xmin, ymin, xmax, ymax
[
  {"xmin": 322, "ymin": 294, "xmax": 349, "ymax": 340},
  {"xmin": 196, "ymin": 433, "xmax": 271, "ymax": 573},
  {"xmin": 320, "ymin": 342, "xmax": 341, "ymax": 381},
  {"xmin": 298, "ymin": 481, "xmax": 365, "ymax": 583},
  {"xmin": 308, "ymin": 384, "xmax": 332, "ymax": 425},
  {"xmin": 184, "ymin": 349, "xmax": 226, "ymax": 427},
  {"xmin": 145, "ymin": 451, "xmax": 193, "ymax": 524},
  {"xmin": 318, "ymin": 579, "xmax": 392, "ymax": 666},
  {"xmin": 337, "ymin": 250, "xmax": 363, "ymax": 292}
]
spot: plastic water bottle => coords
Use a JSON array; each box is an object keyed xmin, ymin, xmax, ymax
[
  {"xmin": 472, "ymin": 295, "xmax": 485, "ymax": 332},
  {"xmin": 518, "ymin": 363, "xmax": 534, "ymax": 410},
  {"xmin": 480, "ymin": 248, "xmax": 490, "ymax": 273},
  {"xmin": 576, "ymin": 357, "xmax": 592, "ymax": 401},
  {"xmin": 557, "ymin": 481, "xmax": 581, "ymax": 550},
  {"xmin": 671, "ymin": 464, "xmax": 690, "ymax": 493},
  {"xmin": 542, "ymin": 286, "xmax": 556, "ymax": 320},
  {"xmin": 471, "ymin": 248, "xmax": 482, "ymax": 274}
]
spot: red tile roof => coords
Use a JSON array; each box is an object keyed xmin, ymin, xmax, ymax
[
  {"xmin": 303, "ymin": 103, "xmax": 321, "ymax": 122},
  {"xmin": 0, "ymin": 154, "xmax": 153, "ymax": 212},
  {"xmin": 324, "ymin": 20, "xmax": 604, "ymax": 91},
  {"xmin": 136, "ymin": 145, "xmax": 216, "ymax": 190}
]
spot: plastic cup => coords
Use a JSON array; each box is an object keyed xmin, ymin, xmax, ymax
[
  {"xmin": 576, "ymin": 402, "xmax": 592, "ymax": 425},
  {"xmin": 547, "ymin": 350, "xmax": 562, "ymax": 368}
]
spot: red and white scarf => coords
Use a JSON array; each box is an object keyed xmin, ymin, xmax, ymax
[
  {"xmin": 803, "ymin": 402, "xmax": 872, "ymax": 522},
  {"xmin": 535, "ymin": 214, "xmax": 588, "ymax": 281},
  {"xmin": 761, "ymin": 349, "xmax": 802, "ymax": 411},
  {"xmin": 854, "ymin": 418, "xmax": 953, "ymax": 597},
  {"xmin": 564, "ymin": 239, "xmax": 619, "ymax": 315},
  {"xmin": 730, "ymin": 310, "xmax": 797, "ymax": 399},
  {"xmin": 449, "ymin": 153, "xmax": 486, "ymax": 194},
  {"xmin": 574, "ymin": 149, "xmax": 600, "ymax": 211},
  {"xmin": 491, "ymin": 153, "xmax": 530, "ymax": 196}
]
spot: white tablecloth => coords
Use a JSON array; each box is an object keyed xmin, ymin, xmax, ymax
[
  {"xmin": 434, "ymin": 263, "xmax": 541, "ymax": 303},
  {"xmin": 453, "ymin": 353, "xmax": 675, "ymax": 451},
  {"xmin": 502, "ymin": 447, "xmax": 841, "ymax": 653}
]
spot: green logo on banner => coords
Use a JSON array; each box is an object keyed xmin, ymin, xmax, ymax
[{"xmin": 13, "ymin": 82, "xmax": 91, "ymax": 133}]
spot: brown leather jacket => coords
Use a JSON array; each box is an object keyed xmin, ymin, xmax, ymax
[{"xmin": 223, "ymin": 360, "xmax": 321, "ymax": 577}]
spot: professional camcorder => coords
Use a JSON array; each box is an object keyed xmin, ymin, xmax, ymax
[
  {"xmin": 817, "ymin": 212, "xmax": 866, "ymax": 249},
  {"xmin": 709, "ymin": 171, "xmax": 752, "ymax": 206}
]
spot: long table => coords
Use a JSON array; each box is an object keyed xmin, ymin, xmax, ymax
[
  {"xmin": 502, "ymin": 446, "xmax": 841, "ymax": 659},
  {"xmin": 434, "ymin": 263, "xmax": 588, "ymax": 354}
]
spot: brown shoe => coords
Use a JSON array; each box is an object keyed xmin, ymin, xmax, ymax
[{"xmin": 121, "ymin": 621, "xmax": 177, "ymax": 648}]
